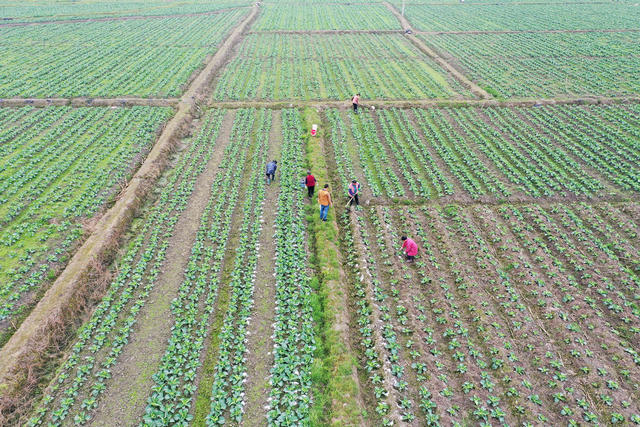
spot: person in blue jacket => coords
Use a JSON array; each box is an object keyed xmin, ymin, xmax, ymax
[{"xmin": 266, "ymin": 160, "xmax": 277, "ymax": 184}]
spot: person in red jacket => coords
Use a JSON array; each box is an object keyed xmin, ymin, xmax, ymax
[
  {"xmin": 401, "ymin": 236, "xmax": 418, "ymax": 263},
  {"xmin": 305, "ymin": 171, "xmax": 316, "ymax": 198}
]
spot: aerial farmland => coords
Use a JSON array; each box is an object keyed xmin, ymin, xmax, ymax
[{"xmin": 0, "ymin": 0, "xmax": 639, "ymax": 426}]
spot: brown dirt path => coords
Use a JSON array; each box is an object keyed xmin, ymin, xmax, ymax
[
  {"xmin": 0, "ymin": 4, "xmax": 259, "ymax": 423},
  {"xmin": 87, "ymin": 112, "xmax": 235, "ymax": 426},
  {"xmin": 241, "ymin": 110, "xmax": 282, "ymax": 427}
]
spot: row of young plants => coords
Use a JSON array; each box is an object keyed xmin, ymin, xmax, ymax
[
  {"xmin": 266, "ymin": 109, "xmax": 317, "ymax": 425},
  {"xmin": 253, "ymin": 3, "xmax": 399, "ymax": 31},
  {"xmin": 139, "ymin": 108, "xmax": 271, "ymax": 426},
  {"xmin": 0, "ymin": 12, "xmax": 244, "ymax": 97},
  {"xmin": 345, "ymin": 210, "xmax": 405, "ymax": 425},
  {"xmin": 26, "ymin": 109, "xmax": 228, "ymax": 426},
  {"xmin": 212, "ymin": 33, "xmax": 468, "ymax": 100},
  {"xmin": 0, "ymin": 106, "xmax": 171, "ymax": 334}
]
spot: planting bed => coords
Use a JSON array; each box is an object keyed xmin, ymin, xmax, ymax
[
  {"xmin": 212, "ymin": 33, "xmax": 472, "ymax": 100},
  {"xmin": 0, "ymin": 11, "xmax": 244, "ymax": 98},
  {"xmin": 337, "ymin": 201, "xmax": 640, "ymax": 425},
  {"xmin": 253, "ymin": 3, "xmax": 399, "ymax": 31},
  {"xmin": 403, "ymin": 3, "xmax": 640, "ymax": 32},
  {"xmin": 421, "ymin": 32, "xmax": 640, "ymax": 98},
  {"xmin": 325, "ymin": 105, "xmax": 640, "ymax": 202},
  {"xmin": 0, "ymin": 0, "xmax": 252, "ymax": 24},
  {"xmin": 0, "ymin": 106, "xmax": 171, "ymax": 341}
]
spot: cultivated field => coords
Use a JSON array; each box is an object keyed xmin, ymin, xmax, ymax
[{"xmin": 0, "ymin": 0, "xmax": 639, "ymax": 426}]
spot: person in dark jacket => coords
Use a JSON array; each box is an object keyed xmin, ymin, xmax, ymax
[
  {"xmin": 266, "ymin": 160, "xmax": 277, "ymax": 184},
  {"xmin": 305, "ymin": 171, "xmax": 316, "ymax": 198}
]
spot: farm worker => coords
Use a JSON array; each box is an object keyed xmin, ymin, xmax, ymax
[
  {"xmin": 318, "ymin": 184, "xmax": 332, "ymax": 222},
  {"xmin": 352, "ymin": 93, "xmax": 360, "ymax": 113},
  {"xmin": 266, "ymin": 160, "xmax": 277, "ymax": 184},
  {"xmin": 305, "ymin": 171, "xmax": 316, "ymax": 198},
  {"xmin": 347, "ymin": 179, "xmax": 361, "ymax": 207},
  {"xmin": 401, "ymin": 236, "xmax": 418, "ymax": 263}
]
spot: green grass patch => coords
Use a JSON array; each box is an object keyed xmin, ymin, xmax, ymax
[{"xmin": 301, "ymin": 107, "xmax": 363, "ymax": 426}]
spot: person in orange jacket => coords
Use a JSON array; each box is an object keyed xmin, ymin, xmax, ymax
[{"xmin": 318, "ymin": 184, "xmax": 332, "ymax": 222}]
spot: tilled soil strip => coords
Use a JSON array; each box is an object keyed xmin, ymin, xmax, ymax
[
  {"xmin": 0, "ymin": 3, "xmax": 259, "ymax": 418},
  {"xmin": 241, "ymin": 111, "xmax": 282, "ymax": 427},
  {"xmin": 0, "ymin": 6, "xmax": 249, "ymax": 28},
  {"xmin": 88, "ymin": 113, "xmax": 235, "ymax": 426}
]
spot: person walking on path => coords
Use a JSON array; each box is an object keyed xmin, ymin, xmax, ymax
[
  {"xmin": 318, "ymin": 184, "xmax": 332, "ymax": 222},
  {"xmin": 347, "ymin": 179, "xmax": 361, "ymax": 208},
  {"xmin": 305, "ymin": 171, "xmax": 316, "ymax": 198},
  {"xmin": 401, "ymin": 236, "xmax": 418, "ymax": 263},
  {"xmin": 266, "ymin": 160, "xmax": 277, "ymax": 184},
  {"xmin": 351, "ymin": 93, "xmax": 360, "ymax": 113}
]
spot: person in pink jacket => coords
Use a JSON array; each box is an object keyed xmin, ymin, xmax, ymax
[{"xmin": 401, "ymin": 236, "xmax": 418, "ymax": 262}]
